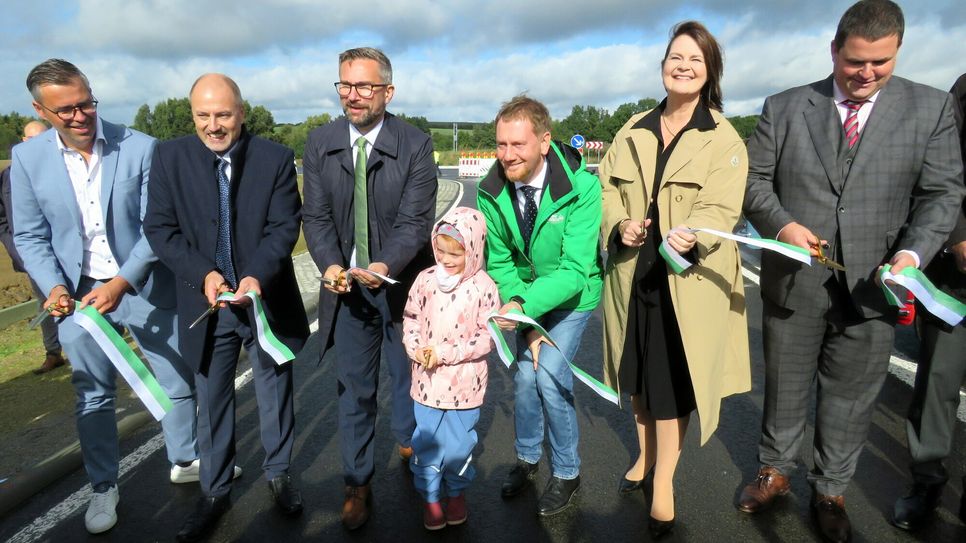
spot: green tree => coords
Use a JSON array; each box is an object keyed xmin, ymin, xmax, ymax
[
  {"xmin": 281, "ymin": 113, "xmax": 332, "ymax": 158},
  {"xmin": 0, "ymin": 112, "xmax": 35, "ymax": 160},
  {"xmin": 395, "ymin": 113, "xmax": 431, "ymax": 135},
  {"xmin": 132, "ymin": 104, "xmax": 153, "ymax": 135},
  {"xmin": 727, "ymin": 115, "xmax": 760, "ymax": 140},
  {"xmin": 243, "ymin": 102, "xmax": 275, "ymax": 139},
  {"xmin": 149, "ymin": 98, "xmax": 194, "ymax": 140}
]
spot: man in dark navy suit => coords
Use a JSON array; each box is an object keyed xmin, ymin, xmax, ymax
[
  {"xmin": 302, "ymin": 47, "xmax": 437, "ymax": 530},
  {"xmin": 144, "ymin": 73, "xmax": 309, "ymax": 542}
]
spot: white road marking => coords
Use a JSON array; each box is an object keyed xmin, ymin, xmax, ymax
[
  {"xmin": 741, "ymin": 265, "xmax": 966, "ymax": 422},
  {"xmin": 4, "ymin": 333, "xmax": 279, "ymax": 543}
]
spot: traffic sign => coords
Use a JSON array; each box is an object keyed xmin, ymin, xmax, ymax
[
  {"xmin": 570, "ymin": 134, "xmax": 585, "ymax": 149},
  {"xmin": 585, "ymin": 141, "xmax": 604, "ymax": 150}
]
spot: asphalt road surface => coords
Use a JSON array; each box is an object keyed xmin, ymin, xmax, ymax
[{"xmin": 2, "ymin": 175, "xmax": 964, "ymax": 542}]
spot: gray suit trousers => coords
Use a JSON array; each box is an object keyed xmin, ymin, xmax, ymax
[{"xmin": 759, "ymin": 286, "xmax": 896, "ymax": 496}]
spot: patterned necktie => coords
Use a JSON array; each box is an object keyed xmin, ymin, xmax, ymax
[
  {"xmin": 215, "ymin": 159, "xmax": 237, "ymax": 288},
  {"xmin": 520, "ymin": 185, "xmax": 538, "ymax": 253},
  {"xmin": 353, "ymin": 136, "xmax": 370, "ymax": 268},
  {"xmin": 842, "ymin": 100, "xmax": 865, "ymax": 149}
]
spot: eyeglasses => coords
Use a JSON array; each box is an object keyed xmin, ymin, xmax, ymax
[
  {"xmin": 334, "ymin": 82, "xmax": 389, "ymax": 98},
  {"xmin": 38, "ymin": 99, "xmax": 98, "ymax": 121}
]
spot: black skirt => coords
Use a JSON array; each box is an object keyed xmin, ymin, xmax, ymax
[{"xmin": 618, "ymin": 223, "xmax": 697, "ymax": 420}]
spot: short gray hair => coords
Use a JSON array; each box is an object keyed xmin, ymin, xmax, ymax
[
  {"xmin": 339, "ymin": 47, "xmax": 393, "ymax": 84},
  {"xmin": 26, "ymin": 59, "xmax": 91, "ymax": 101}
]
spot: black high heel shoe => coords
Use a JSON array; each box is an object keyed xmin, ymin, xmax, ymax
[
  {"xmin": 648, "ymin": 516, "xmax": 675, "ymax": 539},
  {"xmin": 618, "ymin": 476, "xmax": 643, "ymax": 495}
]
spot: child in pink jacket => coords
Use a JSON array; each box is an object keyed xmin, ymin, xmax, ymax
[{"xmin": 402, "ymin": 206, "xmax": 500, "ymax": 530}]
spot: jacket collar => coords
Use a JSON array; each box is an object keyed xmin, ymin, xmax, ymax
[
  {"xmin": 479, "ymin": 140, "xmax": 582, "ymax": 202},
  {"xmin": 330, "ymin": 112, "xmax": 402, "ymax": 176}
]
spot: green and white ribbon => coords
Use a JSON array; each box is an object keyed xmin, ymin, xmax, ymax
[
  {"xmin": 73, "ymin": 306, "xmax": 173, "ymax": 421},
  {"xmin": 347, "ymin": 267, "xmax": 399, "ymax": 285},
  {"xmin": 216, "ymin": 291, "xmax": 296, "ymax": 364},
  {"xmin": 878, "ymin": 265, "xmax": 966, "ymax": 327},
  {"xmin": 486, "ymin": 310, "xmax": 619, "ymax": 406},
  {"xmin": 659, "ymin": 227, "xmax": 812, "ymax": 274}
]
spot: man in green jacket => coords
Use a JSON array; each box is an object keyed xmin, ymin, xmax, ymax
[{"xmin": 477, "ymin": 95, "xmax": 603, "ymax": 516}]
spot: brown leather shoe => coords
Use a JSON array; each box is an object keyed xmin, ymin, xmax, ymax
[
  {"xmin": 33, "ymin": 354, "xmax": 66, "ymax": 375},
  {"xmin": 738, "ymin": 466, "xmax": 790, "ymax": 513},
  {"xmin": 397, "ymin": 444, "xmax": 413, "ymax": 461},
  {"xmin": 341, "ymin": 485, "xmax": 370, "ymax": 530},
  {"xmin": 811, "ymin": 493, "xmax": 850, "ymax": 543}
]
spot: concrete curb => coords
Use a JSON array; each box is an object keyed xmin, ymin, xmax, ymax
[
  {"xmin": 0, "ymin": 178, "xmax": 461, "ymax": 517},
  {"xmin": 0, "ymin": 300, "xmax": 36, "ymax": 331}
]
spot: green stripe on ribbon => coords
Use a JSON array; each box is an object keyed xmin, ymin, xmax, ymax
[
  {"xmin": 486, "ymin": 310, "xmax": 619, "ymax": 406},
  {"xmin": 878, "ymin": 266, "xmax": 966, "ymax": 327},
  {"xmin": 217, "ymin": 291, "xmax": 296, "ymax": 364},
  {"xmin": 74, "ymin": 306, "xmax": 173, "ymax": 421},
  {"xmin": 660, "ymin": 227, "xmax": 812, "ymax": 275}
]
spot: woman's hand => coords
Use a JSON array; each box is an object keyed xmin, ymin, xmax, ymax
[
  {"xmin": 667, "ymin": 225, "xmax": 697, "ymax": 254},
  {"xmin": 620, "ymin": 218, "xmax": 651, "ymax": 248}
]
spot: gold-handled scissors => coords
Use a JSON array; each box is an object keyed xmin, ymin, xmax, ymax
[
  {"xmin": 813, "ymin": 241, "xmax": 846, "ymax": 271},
  {"xmin": 188, "ymin": 305, "xmax": 219, "ymax": 329}
]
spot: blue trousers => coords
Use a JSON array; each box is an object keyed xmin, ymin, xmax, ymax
[
  {"xmin": 57, "ymin": 277, "xmax": 197, "ymax": 488},
  {"xmin": 513, "ymin": 309, "xmax": 591, "ymax": 480},
  {"xmin": 411, "ymin": 403, "xmax": 480, "ymax": 503}
]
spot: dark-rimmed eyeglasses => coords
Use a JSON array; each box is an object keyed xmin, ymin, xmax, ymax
[
  {"xmin": 38, "ymin": 99, "xmax": 98, "ymax": 121},
  {"xmin": 334, "ymin": 82, "xmax": 389, "ymax": 98}
]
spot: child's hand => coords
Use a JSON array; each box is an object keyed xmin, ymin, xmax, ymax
[{"xmin": 421, "ymin": 346, "xmax": 439, "ymax": 370}]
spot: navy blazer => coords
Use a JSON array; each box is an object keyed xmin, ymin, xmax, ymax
[
  {"xmin": 302, "ymin": 112, "xmax": 437, "ymax": 356},
  {"xmin": 144, "ymin": 130, "xmax": 309, "ymax": 372}
]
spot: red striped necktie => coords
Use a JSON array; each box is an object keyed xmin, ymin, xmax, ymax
[{"xmin": 842, "ymin": 100, "xmax": 865, "ymax": 149}]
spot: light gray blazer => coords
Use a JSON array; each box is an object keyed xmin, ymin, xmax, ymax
[
  {"xmin": 744, "ymin": 75, "xmax": 965, "ymax": 316},
  {"xmin": 10, "ymin": 119, "xmax": 172, "ymax": 305}
]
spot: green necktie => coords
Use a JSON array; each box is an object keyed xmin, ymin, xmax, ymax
[{"xmin": 354, "ymin": 136, "xmax": 370, "ymax": 268}]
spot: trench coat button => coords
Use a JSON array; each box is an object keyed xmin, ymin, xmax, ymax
[{"xmin": 675, "ymin": 195, "xmax": 683, "ymax": 202}]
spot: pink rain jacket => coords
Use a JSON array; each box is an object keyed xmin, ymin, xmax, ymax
[{"xmin": 403, "ymin": 207, "xmax": 500, "ymax": 409}]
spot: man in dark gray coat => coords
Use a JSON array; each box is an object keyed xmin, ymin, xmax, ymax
[{"xmin": 890, "ymin": 72, "xmax": 966, "ymax": 532}]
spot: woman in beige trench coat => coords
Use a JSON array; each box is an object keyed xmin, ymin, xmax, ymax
[{"xmin": 598, "ymin": 21, "xmax": 751, "ymax": 537}]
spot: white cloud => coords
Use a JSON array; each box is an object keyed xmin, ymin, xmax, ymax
[{"xmin": 1, "ymin": 1, "xmax": 963, "ymax": 127}]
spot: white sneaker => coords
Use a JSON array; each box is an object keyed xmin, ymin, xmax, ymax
[
  {"xmin": 85, "ymin": 485, "xmax": 119, "ymax": 534},
  {"xmin": 170, "ymin": 459, "xmax": 243, "ymax": 483}
]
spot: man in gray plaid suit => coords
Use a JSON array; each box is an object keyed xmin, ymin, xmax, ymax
[{"xmin": 739, "ymin": 1, "xmax": 965, "ymax": 542}]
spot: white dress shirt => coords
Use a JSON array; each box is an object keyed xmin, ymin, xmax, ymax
[
  {"xmin": 348, "ymin": 118, "xmax": 385, "ymax": 267},
  {"xmin": 832, "ymin": 82, "xmax": 880, "ymax": 133},
  {"xmin": 513, "ymin": 157, "xmax": 548, "ymax": 215},
  {"xmin": 57, "ymin": 117, "xmax": 119, "ymax": 279}
]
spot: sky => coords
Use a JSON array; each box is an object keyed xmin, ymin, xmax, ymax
[{"xmin": 2, "ymin": 0, "xmax": 965, "ymax": 126}]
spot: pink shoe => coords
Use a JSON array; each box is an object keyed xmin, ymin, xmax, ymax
[
  {"xmin": 424, "ymin": 501, "xmax": 445, "ymax": 530},
  {"xmin": 446, "ymin": 494, "xmax": 467, "ymax": 525}
]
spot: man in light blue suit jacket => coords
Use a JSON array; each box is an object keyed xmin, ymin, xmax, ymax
[{"xmin": 10, "ymin": 59, "xmax": 198, "ymax": 535}]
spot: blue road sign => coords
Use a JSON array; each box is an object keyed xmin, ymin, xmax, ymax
[{"xmin": 570, "ymin": 134, "xmax": 585, "ymax": 149}]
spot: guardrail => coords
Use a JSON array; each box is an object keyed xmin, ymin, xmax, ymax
[{"xmin": 0, "ymin": 300, "xmax": 36, "ymax": 330}]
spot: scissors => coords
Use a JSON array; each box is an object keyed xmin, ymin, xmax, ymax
[
  {"xmin": 813, "ymin": 241, "xmax": 846, "ymax": 271},
  {"xmin": 28, "ymin": 304, "xmax": 60, "ymax": 330},
  {"xmin": 188, "ymin": 305, "xmax": 219, "ymax": 329}
]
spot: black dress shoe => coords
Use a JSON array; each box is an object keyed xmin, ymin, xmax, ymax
[
  {"xmin": 501, "ymin": 460, "xmax": 538, "ymax": 498},
  {"xmin": 177, "ymin": 495, "xmax": 230, "ymax": 542},
  {"xmin": 537, "ymin": 476, "xmax": 580, "ymax": 516},
  {"xmin": 811, "ymin": 494, "xmax": 850, "ymax": 543},
  {"xmin": 892, "ymin": 482, "xmax": 944, "ymax": 531},
  {"xmin": 268, "ymin": 474, "xmax": 303, "ymax": 516},
  {"xmin": 648, "ymin": 516, "xmax": 675, "ymax": 539},
  {"xmin": 618, "ymin": 476, "xmax": 643, "ymax": 495}
]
